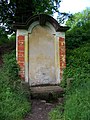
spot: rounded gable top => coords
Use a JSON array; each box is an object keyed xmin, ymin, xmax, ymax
[{"xmin": 13, "ymin": 14, "xmax": 69, "ymax": 32}]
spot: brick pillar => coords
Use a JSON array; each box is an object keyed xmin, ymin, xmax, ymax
[
  {"xmin": 17, "ymin": 35, "xmax": 25, "ymax": 79},
  {"xmin": 59, "ymin": 37, "xmax": 66, "ymax": 79}
]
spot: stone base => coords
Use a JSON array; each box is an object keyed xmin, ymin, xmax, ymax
[{"xmin": 30, "ymin": 86, "xmax": 64, "ymax": 100}]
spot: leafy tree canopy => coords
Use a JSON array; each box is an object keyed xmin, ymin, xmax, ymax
[
  {"xmin": 65, "ymin": 8, "xmax": 90, "ymax": 49},
  {"xmin": 0, "ymin": 0, "xmax": 70, "ymax": 33},
  {"xmin": 66, "ymin": 8, "xmax": 90, "ymax": 29},
  {"xmin": 0, "ymin": 0, "xmax": 61, "ymax": 24}
]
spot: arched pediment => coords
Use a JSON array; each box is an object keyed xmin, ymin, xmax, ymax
[{"xmin": 13, "ymin": 14, "xmax": 69, "ymax": 32}]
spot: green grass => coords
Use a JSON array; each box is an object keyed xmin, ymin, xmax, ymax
[
  {"xmin": 49, "ymin": 43, "xmax": 90, "ymax": 120},
  {"xmin": 0, "ymin": 51, "xmax": 31, "ymax": 120}
]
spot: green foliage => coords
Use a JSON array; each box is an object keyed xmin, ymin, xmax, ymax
[
  {"xmin": 49, "ymin": 9, "xmax": 90, "ymax": 119},
  {"xmin": 0, "ymin": 27, "xmax": 16, "ymax": 46},
  {"xmin": 49, "ymin": 105, "xmax": 64, "ymax": 120},
  {"xmin": 0, "ymin": 51, "xmax": 30, "ymax": 120},
  {"xmin": 62, "ymin": 43, "xmax": 90, "ymax": 92},
  {"xmin": 8, "ymin": 34, "xmax": 16, "ymax": 42},
  {"xmin": 0, "ymin": 27, "xmax": 8, "ymax": 45},
  {"xmin": 66, "ymin": 8, "xmax": 90, "ymax": 29},
  {"xmin": 0, "ymin": 0, "xmax": 61, "ymax": 29},
  {"xmin": 32, "ymin": 0, "xmax": 61, "ymax": 15},
  {"xmin": 0, "ymin": 0, "xmax": 70, "ymax": 33},
  {"xmin": 66, "ymin": 8, "xmax": 90, "ymax": 49},
  {"xmin": 49, "ymin": 43, "xmax": 90, "ymax": 120}
]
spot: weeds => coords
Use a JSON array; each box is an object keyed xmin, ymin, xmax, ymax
[
  {"xmin": 0, "ymin": 51, "xmax": 30, "ymax": 120},
  {"xmin": 49, "ymin": 43, "xmax": 90, "ymax": 120}
]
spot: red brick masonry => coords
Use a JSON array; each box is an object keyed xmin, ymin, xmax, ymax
[
  {"xmin": 17, "ymin": 35, "xmax": 25, "ymax": 79},
  {"xmin": 59, "ymin": 37, "xmax": 66, "ymax": 79}
]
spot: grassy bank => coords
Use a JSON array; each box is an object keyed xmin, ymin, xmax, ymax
[
  {"xmin": 0, "ymin": 51, "xmax": 31, "ymax": 120},
  {"xmin": 49, "ymin": 42, "xmax": 90, "ymax": 120}
]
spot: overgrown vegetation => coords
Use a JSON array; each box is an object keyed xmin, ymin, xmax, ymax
[
  {"xmin": 0, "ymin": 27, "xmax": 9, "ymax": 45},
  {"xmin": 49, "ymin": 42, "xmax": 90, "ymax": 120},
  {"xmin": 0, "ymin": 27, "xmax": 16, "ymax": 46},
  {"xmin": 0, "ymin": 0, "xmax": 71, "ymax": 34},
  {"xmin": 66, "ymin": 8, "xmax": 90, "ymax": 49},
  {"xmin": 49, "ymin": 8, "xmax": 90, "ymax": 120},
  {"xmin": 0, "ymin": 51, "xmax": 30, "ymax": 120}
]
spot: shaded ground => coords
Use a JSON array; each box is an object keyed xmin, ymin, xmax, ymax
[
  {"xmin": 0, "ymin": 56, "xmax": 3, "ymax": 66},
  {"xmin": 0, "ymin": 41, "xmax": 15, "ymax": 54},
  {"xmin": 0, "ymin": 41, "xmax": 15, "ymax": 66},
  {"xmin": 25, "ymin": 98, "xmax": 63, "ymax": 120},
  {"xmin": 30, "ymin": 86, "xmax": 64, "ymax": 100},
  {"xmin": 24, "ymin": 85, "xmax": 64, "ymax": 120}
]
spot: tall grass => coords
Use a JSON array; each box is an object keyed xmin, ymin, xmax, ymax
[
  {"xmin": 0, "ymin": 51, "xmax": 30, "ymax": 120},
  {"xmin": 49, "ymin": 43, "xmax": 90, "ymax": 120}
]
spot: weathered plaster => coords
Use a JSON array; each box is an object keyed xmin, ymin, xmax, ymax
[
  {"xmin": 28, "ymin": 21, "xmax": 39, "ymax": 33},
  {"xmin": 29, "ymin": 25, "xmax": 56, "ymax": 86},
  {"xmin": 28, "ymin": 21, "xmax": 56, "ymax": 35},
  {"xmin": 25, "ymin": 35, "xmax": 28, "ymax": 82},
  {"xmin": 56, "ymin": 32, "xmax": 65, "ymax": 38}
]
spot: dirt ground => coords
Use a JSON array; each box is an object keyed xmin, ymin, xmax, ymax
[{"xmin": 24, "ymin": 98, "xmax": 63, "ymax": 120}]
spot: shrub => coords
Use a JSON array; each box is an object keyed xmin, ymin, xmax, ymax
[
  {"xmin": 0, "ymin": 51, "xmax": 30, "ymax": 120},
  {"xmin": 49, "ymin": 43, "xmax": 90, "ymax": 120},
  {"xmin": 66, "ymin": 8, "xmax": 90, "ymax": 49},
  {"xmin": 0, "ymin": 27, "xmax": 9, "ymax": 45}
]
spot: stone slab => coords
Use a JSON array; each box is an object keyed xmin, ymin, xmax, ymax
[{"xmin": 30, "ymin": 86, "xmax": 64, "ymax": 100}]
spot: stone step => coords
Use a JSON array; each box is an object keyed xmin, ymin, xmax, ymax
[{"xmin": 30, "ymin": 86, "xmax": 64, "ymax": 100}]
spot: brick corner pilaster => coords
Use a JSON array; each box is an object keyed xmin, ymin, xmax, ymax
[
  {"xmin": 17, "ymin": 35, "xmax": 25, "ymax": 80},
  {"xmin": 59, "ymin": 37, "xmax": 66, "ymax": 79}
]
